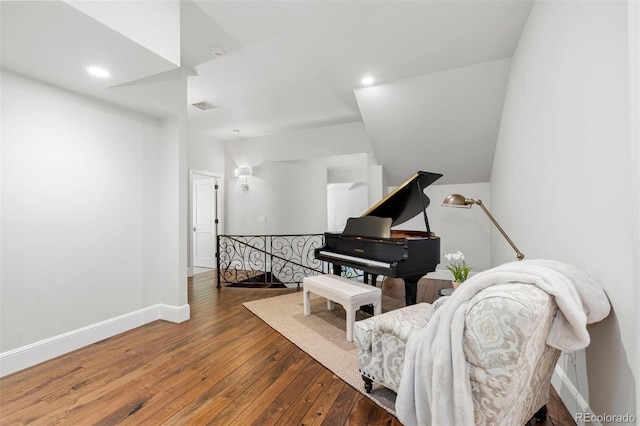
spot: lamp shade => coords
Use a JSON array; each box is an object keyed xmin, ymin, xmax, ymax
[
  {"xmin": 234, "ymin": 167, "xmax": 252, "ymax": 177},
  {"xmin": 442, "ymin": 193, "xmax": 471, "ymax": 208}
]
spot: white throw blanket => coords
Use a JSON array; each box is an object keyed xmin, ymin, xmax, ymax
[{"xmin": 395, "ymin": 259, "xmax": 611, "ymax": 426}]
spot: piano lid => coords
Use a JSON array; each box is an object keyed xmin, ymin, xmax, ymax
[{"xmin": 362, "ymin": 171, "xmax": 443, "ymax": 227}]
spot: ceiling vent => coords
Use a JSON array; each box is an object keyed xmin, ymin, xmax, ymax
[{"xmin": 191, "ymin": 101, "xmax": 217, "ymax": 111}]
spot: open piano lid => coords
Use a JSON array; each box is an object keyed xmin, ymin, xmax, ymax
[{"xmin": 362, "ymin": 171, "xmax": 442, "ymax": 227}]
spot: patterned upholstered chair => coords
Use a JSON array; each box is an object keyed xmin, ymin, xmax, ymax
[{"xmin": 353, "ymin": 283, "xmax": 561, "ymax": 424}]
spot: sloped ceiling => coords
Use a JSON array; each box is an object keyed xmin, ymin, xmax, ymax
[
  {"xmin": 356, "ymin": 59, "xmax": 512, "ymax": 185},
  {"xmin": 1, "ymin": 0, "xmax": 534, "ymax": 186}
]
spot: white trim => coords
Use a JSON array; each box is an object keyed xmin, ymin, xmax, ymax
[
  {"xmin": 0, "ymin": 303, "xmax": 190, "ymax": 377},
  {"xmin": 158, "ymin": 303, "xmax": 190, "ymax": 323},
  {"xmin": 187, "ymin": 266, "xmax": 194, "ymax": 277},
  {"xmin": 552, "ymin": 364, "xmax": 599, "ymax": 426}
]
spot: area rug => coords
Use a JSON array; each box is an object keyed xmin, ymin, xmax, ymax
[{"xmin": 243, "ymin": 292, "xmax": 400, "ymax": 416}]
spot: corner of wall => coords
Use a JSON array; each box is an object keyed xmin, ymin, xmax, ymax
[{"xmin": 159, "ymin": 303, "xmax": 190, "ymax": 323}]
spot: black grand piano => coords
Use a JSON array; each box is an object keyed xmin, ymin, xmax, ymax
[{"xmin": 315, "ymin": 171, "xmax": 442, "ymax": 306}]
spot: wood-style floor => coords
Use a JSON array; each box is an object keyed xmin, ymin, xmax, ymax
[{"xmin": 0, "ymin": 271, "xmax": 576, "ymax": 425}]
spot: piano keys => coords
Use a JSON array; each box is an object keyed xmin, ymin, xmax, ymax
[{"xmin": 315, "ymin": 171, "xmax": 442, "ymax": 306}]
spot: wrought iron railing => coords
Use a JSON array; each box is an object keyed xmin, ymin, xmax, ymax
[{"xmin": 216, "ymin": 234, "xmax": 326, "ymax": 287}]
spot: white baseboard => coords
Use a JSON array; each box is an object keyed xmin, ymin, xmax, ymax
[
  {"xmin": 187, "ymin": 266, "xmax": 194, "ymax": 277},
  {"xmin": 552, "ymin": 364, "xmax": 599, "ymax": 426},
  {"xmin": 158, "ymin": 303, "xmax": 191, "ymax": 323},
  {"xmin": 0, "ymin": 303, "xmax": 190, "ymax": 378}
]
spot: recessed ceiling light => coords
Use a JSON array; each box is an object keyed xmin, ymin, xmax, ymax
[
  {"xmin": 361, "ymin": 75, "xmax": 374, "ymax": 86},
  {"xmin": 232, "ymin": 129, "xmax": 240, "ymax": 133},
  {"xmin": 86, "ymin": 66, "xmax": 110, "ymax": 78}
]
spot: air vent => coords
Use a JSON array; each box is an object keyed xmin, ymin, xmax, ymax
[{"xmin": 191, "ymin": 102, "xmax": 217, "ymax": 111}]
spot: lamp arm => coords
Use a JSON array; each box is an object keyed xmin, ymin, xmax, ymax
[{"xmin": 474, "ymin": 200, "xmax": 525, "ymax": 261}]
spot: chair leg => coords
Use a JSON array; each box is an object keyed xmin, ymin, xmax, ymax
[
  {"xmin": 533, "ymin": 405, "xmax": 547, "ymax": 422},
  {"xmin": 362, "ymin": 375, "xmax": 373, "ymax": 393}
]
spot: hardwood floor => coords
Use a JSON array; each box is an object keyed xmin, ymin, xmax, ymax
[{"xmin": 0, "ymin": 272, "xmax": 575, "ymax": 425}]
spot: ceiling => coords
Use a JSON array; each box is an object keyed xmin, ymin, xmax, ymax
[{"xmin": 1, "ymin": 0, "xmax": 534, "ymax": 185}]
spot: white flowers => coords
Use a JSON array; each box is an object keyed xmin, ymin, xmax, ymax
[
  {"xmin": 445, "ymin": 251, "xmax": 465, "ymax": 262},
  {"xmin": 445, "ymin": 251, "xmax": 472, "ymax": 283}
]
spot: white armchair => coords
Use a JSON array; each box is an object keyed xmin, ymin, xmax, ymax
[{"xmin": 353, "ymin": 283, "xmax": 561, "ymax": 424}]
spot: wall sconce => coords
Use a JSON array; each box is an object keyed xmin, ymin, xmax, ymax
[
  {"xmin": 234, "ymin": 167, "xmax": 252, "ymax": 191},
  {"xmin": 442, "ymin": 194, "xmax": 524, "ymax": 261}
]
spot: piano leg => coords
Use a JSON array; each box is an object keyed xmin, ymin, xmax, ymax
[
  {"xmin": 404, "ymin": 276, "xmax": 421, "ymax": 305},
  {"xmin": 363, "ymin": 273, "xmax": 378, "ymax": 286},
  {"xmin": 371, "ymin": 274, "xmax": 378, "ymax": 287},
  {"xmin": 332, "ymin": 264, "xmax": 342, "ymax": 276}
]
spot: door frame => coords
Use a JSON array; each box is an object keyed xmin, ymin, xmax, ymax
[{"xmin": 189, "ymin": 169, "xmax": 224, "ymax": 277}]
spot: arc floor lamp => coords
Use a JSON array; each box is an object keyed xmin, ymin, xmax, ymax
[{"xmin": 442, "ymin": 194, "xmax": 525, "ymax": 261}]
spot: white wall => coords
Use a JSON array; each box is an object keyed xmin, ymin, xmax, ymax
[
  {"xmin": 368, "ymin": 164, "xmax": 384, "ymax": 208},
  {"xmin": 326, "ymin": 159, "xmax": 376, "ymax": 232},
  {"xmin": 188, "ymin": 132, "xmax": 225, "ymax": 174},
  {"xmin": 492, "ymin": 1, "xmax": 637, "ymax": 420},
  {"xmin": 154, "ymin": 115, "xmax": 189, "ymax": 307},
  {"xmin": 327, "ymin": 183, "xmax": 369, "ymax": 232},
  {"xmin": 1, "ymin": 71, "xmax": 187, "ymax": 373},
  {"xmin": 225, "ymin": 160, "xmax": 328, "ymax": 235}
]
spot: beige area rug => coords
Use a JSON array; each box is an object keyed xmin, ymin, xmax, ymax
[{"xmin": 243, "ymin": 292, "xmax": 401, "ymax": 416}]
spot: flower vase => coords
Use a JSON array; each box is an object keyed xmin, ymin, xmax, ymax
[{"xmin": 452, "ymin": 280, "xmax": 461, "ymax": 289}]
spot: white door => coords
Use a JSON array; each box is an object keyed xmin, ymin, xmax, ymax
[{"xmin": 192, "ymin": 176, "xmax": 218, "ymax": 268}]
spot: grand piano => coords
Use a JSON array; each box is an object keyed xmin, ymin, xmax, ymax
[{"xmin": 315, "ymin": 171, "xmax": 443, "ymax": 306}]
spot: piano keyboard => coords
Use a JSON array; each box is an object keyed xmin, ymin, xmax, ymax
[{"xmin": 317, "ymin": 251, "xmax": 392, "ymax": 269}]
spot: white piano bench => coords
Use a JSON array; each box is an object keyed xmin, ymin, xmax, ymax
[{"xmin": 302, "ymin": 274, "xmax": 382, "ymax": 342}]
